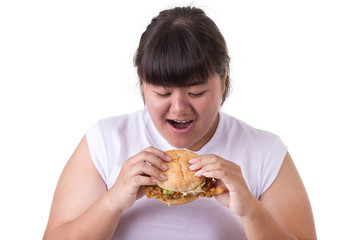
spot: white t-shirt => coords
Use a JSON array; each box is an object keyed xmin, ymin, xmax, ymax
[{"xmin": 86, "ymin": 109, "xmax": 287, "ymax": 240}]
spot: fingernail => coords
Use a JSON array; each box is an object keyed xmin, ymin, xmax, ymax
[
  {"xmin": 194, "ymin": 170, "xmax": 202, "ymax": 177},
  {"xmin": 189, "ymin": 165, "xmax": 195, "ymax": 170},
  {"xmin": 166, "ymin": 155, "xmax": 172, "ymax": 162},
  {"xmin": 152, "ymin": 178, "xmax": 159, "ymax": 183},
  {"xmin": 188, "ymin": 157, "xmax": 197, "ymax": 164},
  {"xmin": 202, "ymin": 172, "xmax": 210, "ymax": 177},
  {"xmin": 160, "ymin": 173, "xmax": 167, "ymax": 181},
  {"xmin": 162, "ymin": 163, "xmax": 168, "ymax": 171}
]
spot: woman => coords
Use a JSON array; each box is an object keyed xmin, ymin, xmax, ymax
[{"xmin": 43, "ymin": 6, "xmax": 316, "ymax": 240}]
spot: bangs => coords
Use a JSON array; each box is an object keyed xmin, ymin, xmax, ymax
[{"xmin": 137, "ymin": 25, "xmax": 214, "ymax": 87}]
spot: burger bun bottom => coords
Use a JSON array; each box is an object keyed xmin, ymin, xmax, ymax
[{"xmin": 158, "ymin": 195, "xmax": 199, "ymax": 206}]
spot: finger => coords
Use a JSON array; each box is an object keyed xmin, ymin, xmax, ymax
[
  {"xmin": 131, "ymin": 175, "xmax": 159, "ymax": 187},
  {"xmin": 143, "ymin": 152, "xmax": 169, "ymax": 172},
  {"xmin": 199, "ymin": 169, "xmax": 240, "ymax": 192},
  {"xmin": 131, "ymin": 151, "xmax": 169, "ymax": 172},
  {"xmin": 189, "ymin": 159, "xmax": 219, "ymax": 171},
  {"xmin": 200, "ymin": 169, "xmax": 226, "ymax": 178},
  {"xmin": 144, "ymin": 147, "xmax": 172, "ymax": 162},
  {"xmin": 124, "ymin": 175, "xmax": 159, "ymax": 196},
  {"xmin": 133, "ymin": 162, "xmax": 167, "ymax": 182},
  {"xmin": 213, "ymin": 179, "xmax": 227, "ymax": 189},
  {"xmin": 136, "ymin": 187, "xmax": 145, "ymax": 200},
  {"xmin": 188, "ymin": 154, "xmax": 218, "ymax": 169},
  {"xmin": 194, "ymin": 160, "xmax": 233, "ymax": 178},
  {"xmin": 193, "ymin": 160, "xmax": 224, "ymax": 176},
  {"xmin": 188, "ymin": 156, "xmax": 202, "ymax": 171}
]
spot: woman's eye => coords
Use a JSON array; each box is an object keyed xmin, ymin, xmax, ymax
[
  {"xmin": 189, "ymin": 91, "xmax": 206, "ymax": 97},
  {"xmin": 156, "ymin": 92, "xmax": 171, "ymax": 97}
]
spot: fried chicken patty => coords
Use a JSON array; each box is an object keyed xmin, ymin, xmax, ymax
[{"xmin": 144, "ymin": 178, "xmax": 225, "ymax": 202}]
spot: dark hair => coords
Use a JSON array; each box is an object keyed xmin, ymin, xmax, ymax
[{"xmin": 134, "ymin": 6, "xmax": 231, "ymax": 104}]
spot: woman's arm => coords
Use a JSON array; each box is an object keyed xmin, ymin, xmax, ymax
[
  {"xmin": 43, "ymin": 136, "xmax": 170, "ymax": 240},
  {"xmin": 252, "ymin": 152, "xmax": 317, "ymax": 239},
  {"xmin": 189, "ymin": 152, "xmax": 317, "ymax": 239},
  {"xmin": 42, "ymin": 136, "xmax": 121, "ymax": 240}
]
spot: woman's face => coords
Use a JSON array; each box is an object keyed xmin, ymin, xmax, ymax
[{"xmin": 142, "ymin": 74, "xmax": 226, "ymax": 151}]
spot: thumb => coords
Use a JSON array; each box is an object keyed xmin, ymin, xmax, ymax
[{"xmin": 136, "ymin": 186, "xmax": 146, "ymax": 200}]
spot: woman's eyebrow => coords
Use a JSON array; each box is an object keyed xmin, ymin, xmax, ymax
[{"xmin": 184, "ymin": 80, "xmax": 208, "ymax": 87}]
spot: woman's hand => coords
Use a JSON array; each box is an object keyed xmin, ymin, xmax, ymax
[
  {"xmin": 189, "ymin": 154, "xmax": 257, "ymax": 217},
  {"xmin": 106, "ymin": 147, "xmax": 171, "ymax": 212}
]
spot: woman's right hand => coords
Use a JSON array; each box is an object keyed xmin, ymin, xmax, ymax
[{"xmin": 105, "ymin": 147, "xmax": 171, "ymax": 212}]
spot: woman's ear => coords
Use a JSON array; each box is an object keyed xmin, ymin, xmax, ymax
[
  {"xmin": 140, "ymin": 82, "xmax": 146, "ymax": 105},
  {"xmin": 221, "ymin": 65, "xmax": 228, "ymax": 95}
]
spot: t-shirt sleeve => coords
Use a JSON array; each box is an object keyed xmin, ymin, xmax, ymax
[
  {"xmin": 259, "ymin": 136, "xmax": 288, "ymax": 197},
  {"xmin": 86, "ymin": 121, "xmax": 108, "ymax": 187}
]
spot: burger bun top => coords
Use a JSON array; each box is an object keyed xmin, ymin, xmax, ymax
[{"xmin": 157, "ymin": 149, "xmax": 204, "ymax": 192}]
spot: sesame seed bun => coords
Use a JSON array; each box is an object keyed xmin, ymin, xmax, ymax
[{"xmin": 157, "ymin": 149, "xmax": 205, "ymax": 192}]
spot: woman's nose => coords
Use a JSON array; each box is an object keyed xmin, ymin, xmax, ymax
[{"xmin": 170, "ymin": 93, "xmax": 190, "ymax": 115}]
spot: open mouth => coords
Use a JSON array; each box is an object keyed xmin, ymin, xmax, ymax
[{"xmin": 167, "ymin": 119, "xmax": 194, "ymax": 130}]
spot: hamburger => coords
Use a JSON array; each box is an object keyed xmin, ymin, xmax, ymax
[{"xmin": 144, "ymin": 149, "xmax": 225, "ymax": 205}]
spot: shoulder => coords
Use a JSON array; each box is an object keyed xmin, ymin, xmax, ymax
[
  {"xmin": 85, "ymin": 108, "xmax": 150, "ymax": 157},
  {"xmin": 219, "ymin": 112, "xmax": 288, "ymax": 198},
  {"xmin": 220, "ymin": 111, "xmax": 283, "ymax": 148},
  {"xmin": 93, "ymin": 109, "xmax": 145, "ymax": 131},
  {"xmin": 86, "ymin": 109, "xmax": 146, "ymax": 140},
  {"xmin": 85, "ymin": 109, "xmax": 149, "ymax": 188}
]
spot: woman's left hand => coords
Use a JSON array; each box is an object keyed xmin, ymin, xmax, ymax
[{"xmin": 189, "ymin": 154, "xmax": 257, "ymax": 217}]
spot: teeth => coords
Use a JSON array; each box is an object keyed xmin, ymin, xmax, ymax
[{"xmin": 173, "ymin": 120, "xmax": 190, "ymax": 123}]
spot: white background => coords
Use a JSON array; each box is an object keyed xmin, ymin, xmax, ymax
[{"xmin": 0, "ymin": 0, "xmax": 359, "ymax": 239}]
